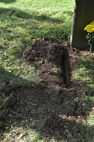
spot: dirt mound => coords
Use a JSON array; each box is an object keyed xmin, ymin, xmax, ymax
[{"xmin": 23, "ymin": 37, "xmax": 71, "ymax": 87}]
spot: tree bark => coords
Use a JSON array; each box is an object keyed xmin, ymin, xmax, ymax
[{"xmin": 70, "ymin": 0, "xmax": 94, "ymax": 48}]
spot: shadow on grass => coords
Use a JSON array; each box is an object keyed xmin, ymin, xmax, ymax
[
  {"xmin": 63, "ymin": 10, "xmax": 74, "ymax": 16},
  {"xmin": 0, "ymin": 64, "xmax": 94, "ymax": 141},
  {"xmin": 0, "ymin": 7, "xmax": 70, "ymax": 62},
  {"xmin": 1, "ymin": 5, "xmax": 93, "ymax": 141},
  {"xmin": 0, "ymin": 67, "xmax": 32, "ymax": 87},
  {"xmin": 0, "ymin": 7, "xmax": 64, "ymax": 23},
  {"xmin": 0, "ymin": 0, "xmax": 16, "ymax": 3}
]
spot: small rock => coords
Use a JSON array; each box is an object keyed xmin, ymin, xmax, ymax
[{"xmin": 74, "ymin": 97, "xmax": 79, "ymax": 102}]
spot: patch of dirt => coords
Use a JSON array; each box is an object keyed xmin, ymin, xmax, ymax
[
  {"xmin": 0, "ymin": 37, "xmax": 93, "ymax": 141},
  {"xmin": 23, "ymin": 37, "xmax": 71, "ymax": 87}
]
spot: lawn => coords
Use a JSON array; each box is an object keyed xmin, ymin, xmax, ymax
[
  {"xmin": 0, "ymin": 0, "xmax": 94, "ymax": 142},
  {"xmin": 0, "ymin": 0, "xmax": 75, "ymax": 86}
]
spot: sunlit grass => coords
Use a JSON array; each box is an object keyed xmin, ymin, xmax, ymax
[
  {"xmin": 0, "ymin": 0, "xmax": 75, "ymax": 87},
  {"xmin": 72, "ymin": 54, "xmax": 94, "ymax": 140},
  {"xmin": 73, "ymin": 55, "xmax": 94, "ymax": 91},
  {"xmin": 1, "ymin": 1, "xmax": 94, "ymax": 141}
]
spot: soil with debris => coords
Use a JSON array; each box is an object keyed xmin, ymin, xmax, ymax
[{"xmin": 0, "ymin": 37, "xmax": 93, "ymax": 141}]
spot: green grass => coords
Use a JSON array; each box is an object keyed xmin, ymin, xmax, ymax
[
  {"xmin": 72, "ymin": 54, "xmax": 94, "ymax": 141},
  {"xmin": 0, "ymin": 1, "xmax": 94, "ymax": 142},
  {"xmin": 0, "ymin": 0, "xmax": 75, "ymax": 87},
  {"xmin": 73, "ymin": 55, "xmax": 94, "ymax": 92},
  {"xmin": 2, "ymin": 1, "xmax": 94, "ymax": 142}
]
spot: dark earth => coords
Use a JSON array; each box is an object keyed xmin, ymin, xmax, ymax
[{"xmin": 0, "ymin": 37, "xmax": 93, "ymax": 141}]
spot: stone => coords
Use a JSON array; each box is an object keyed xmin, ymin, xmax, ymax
[{"xmin": 74, "ymin": 97, "xmax": 79, "ymax": 102}]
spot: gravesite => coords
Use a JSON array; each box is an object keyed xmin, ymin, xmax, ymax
[{"xmin": 0, "ymin": 0, "xmax": 94, "ymax": 141}]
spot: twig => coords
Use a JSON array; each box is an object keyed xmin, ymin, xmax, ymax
[
  {"xmin": 10, "ymin": 110, "xmax": 18, "ymax": 115},
  {"xmin": 52, "ymin": 22, "xmax": 60, "ymax": 30}
]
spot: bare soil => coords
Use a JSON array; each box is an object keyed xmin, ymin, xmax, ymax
[{"xmin": 0, "ymin": 37, "xmax": 92, "ymax": 141}]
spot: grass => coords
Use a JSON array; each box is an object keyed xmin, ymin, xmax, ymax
[
  {"xmin": 73, "ymin": 55, "xmax": 94, "ymax": 92},
  {"xmin": 72, "ymin": 53, "xmax": 94, "ymax": 141},
  {"xmin": 0, "ymin": 1, "xmax": 75, "ymax": 141},
  {"xmin": 1, "ymin": 0, "xmax": 94, "ymax": 142},
  {"xmin": 0, "ymin": 0, "xmax": 75, "ymax": 87}
]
